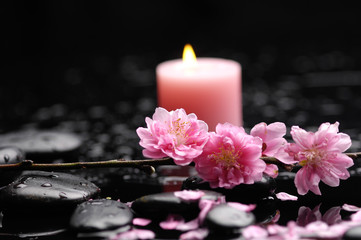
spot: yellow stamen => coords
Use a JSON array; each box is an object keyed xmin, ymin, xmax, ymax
[
  {"xmin": 209, "ymin": 146, "xmax": 242, "ymax": 169},
  {"xmin": 299, "ymin": 149, "xmax": 324, "ymax": 167},
  {"xmin": 167, "ymin": 118, "xmax": 190, "ymax": 146}
]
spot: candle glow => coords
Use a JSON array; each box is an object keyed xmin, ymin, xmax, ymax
[
  {"xmin": 156, "ymin": 45, "xmax": 242, "ymax": 130},
  {"xmin": 182, "ymin": 44, "xmax": 197, "ymax": 68}
]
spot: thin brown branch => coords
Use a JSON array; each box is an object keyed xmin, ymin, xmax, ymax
[
  {"xmin": 0, "ymin": 152, "xmax": 360, "ymax": 173},
  {"xmin": 0, "ymin": 158, "xmax": 175, "ymax": 174}
]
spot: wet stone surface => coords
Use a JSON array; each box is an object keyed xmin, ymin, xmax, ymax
[
  {"xmin": 0, "ymin": 146, "xmax": 25, "ymax": 186},
  {"xmin": 343, "ymin": 225, "xmax": 361, "ymax": 240},
  {"xmin": 0, "ymin": 146, "xmax": 25, "ymax": 164},
  {"xmin": 0, "ymin": 130, "xmax": 82, "ymax": 161},
  {"xmin": 70, "ymin": 199, "xmax": 133, "ymax": 232},
  {"xmin": 205, "ymin": 204, "xmax": 255, "ymax": 235},
  {"xmin": 0, "ymin": 171, "xmax": 100, "ymax": 212},
  {"xmin": 131, "ymin": 190, "xmax": 224, "ymax": 219},
  {"xmin": 182, "ymin": 175, "xmax": 276, "ymax": 203}
]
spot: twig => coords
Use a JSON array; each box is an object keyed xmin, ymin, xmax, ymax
[
  {"xmin": 0, "ymin": 158, "xmax": 175, "ymax": 174},
  {"xmin": 1, "ymin": 152, "xmax": 360, "ymax": 173}
]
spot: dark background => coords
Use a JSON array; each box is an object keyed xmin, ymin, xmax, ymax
[
  {"xmin": 2, "ymin": 2, "xmax": 361, "ymax": 232},
  {"xmin": 2, "ymin": 1, "xmax": 361, "ymax": 130}
]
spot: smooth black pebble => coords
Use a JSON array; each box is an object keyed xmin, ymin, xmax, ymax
[
  {"xmin": 70, "ymin": 199, "xmax": 133, "ymax": 232},
  {"xmin": 205, "ymin": 204, "xmax": 255, "ymax": 235},
  {"xmin": 0, "ymin": 146, "xmax": 25, "ymax": 164},
  {"xmin": 343, "ymin": 225, "xmax": 361, "ymax": 240},
  {"xmin": 182, "ymin": 175, "xmax": 276, "ymax": 203},
  {"xmin": 0, "ymin": 130, "xmax": 82, "ymax": 160},
  {"xmin": 0, "ymin": 170, "xmax": 100, "ymax": 212},
  {"xmin": 252, "ymin": 195, "xmax": 278, "ymax": 224},
  {"xmin": 0, "ymin": 146, "xmax": 25, "ymax": 186},
  {"xmin": 131, "ymin": 190, "xmax": 224, "ymax": 219}
]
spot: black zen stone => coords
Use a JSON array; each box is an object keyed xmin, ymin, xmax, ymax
[
  {"xmin": 0, "ymin": 146, "xmax": 25, "ymax": 164},
  {"xmin": 343, "ymin": 225, "xmax": 361, "ymax": 240},
  {"xmin": 70, "ymin": 199, "xmax": 133, "ymax": 232},
  {"xmin": 131, "ymin": 190, "xmax": 224, "ymax": 219},
  {"xmin": 205, "ymin": 204, "xmax": 255, "ymax": 235},
  {"xmin": 0, "ymin": 130, "xmax": 82, "ymax": 160},
  {"xmin": 1, "ymin": 210, "xmax": 70, "ymax": 237},
  {"xmin": 182, "ymin": 175, "xmax": 276, "ymax": 203},
  {"xmin": 0, "ymin": 146, "xmax": 25, "ymax": 186},
  {"xmin": 0, "ymin": 171, "xmax": 100, "ymax": 212},
  {"xmin": 252, "ymin": 195, "xmax": 278, "ymax": 224}
]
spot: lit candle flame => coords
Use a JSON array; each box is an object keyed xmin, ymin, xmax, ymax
[{"xmin": 182, "ymin": 44, "xmax": 197, "ymax": 68}]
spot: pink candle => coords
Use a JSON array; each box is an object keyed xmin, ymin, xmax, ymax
[{"xmin": 156, "ymin": 46, "xmax": 242, "ymax": 130}]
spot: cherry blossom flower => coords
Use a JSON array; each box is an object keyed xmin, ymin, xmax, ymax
[
  {"xmin": 282, "ymin": 122, "xmax": 353, "ymax": 195},
  {"xmin": 297, "ymin": 205, "xmax": 342, "ymax": 227},
  {"xmin": 251, "ymin": 122, "xmax": 288, "ymax": 178},
  {"xmin": 251, "ymin": 122, "xmax": 288, "ymax": 157},
  {"xmin": 136, "ymin": 107, "xmax": 209, "ymax": 166},
  {"xmin": 194, "ymin": 123, "xmax": 266, "ymax": 189}
]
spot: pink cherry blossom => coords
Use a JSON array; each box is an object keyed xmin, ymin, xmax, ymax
[
  {"xmin": 227, "ymin": 202, "xmax": 256, "ymax": 212},
  {"xmin": 251, "ymin": 122, "xmax": 288, "ymax": 178},
  {"xmin": 174, "ymin": 190, "xmax": 205, "ymax": 201},
  {"xmin": 242, "ymin": 225, "xmax": 268, "ymax": 239},
  {"xmin": 159, "ymin": 214, "xmax": 185, "ymax": 230},
  {"xmin": 175, "ymin": 218, "xmax": 200, "ymax": 231},
  {"xmin": 159, "ymin": 214, "xmax": 200, "ymax": 231},
  {"xmin": 283, "ymin": 122, "xmax": 353, "ymax": 195},
  {"xmin": 351, "ymin": 210, "xmax": 361, "ymax": 222},
  {"xmin": 198, "ymin": 197, "xmax": 225, "ymax": 224},
  {"xmin": 263, "ymin": 163, "xmax": 279, "ymax": 178},
  {"xmin": 251, "ymin": 122, "xmax": 287, "ymax": 157},
  {"xmin": 194, "ymin": 123, "xmax": 266, "ymax": 189},
  {"xmin": 297, "ymin": 204, "xmax": 342, "ymax": 227},
  {"xmin": 342, "ymin": 204, "xmax": 361, "ymax": 212},
  {"xmin": 275, "ymin": 192, "xmax": 298, "ymax": 201},
  {"xmin": 179, "ymin": 228, "xmax": 209, "ymax": 240},
  {"xmin": 136, "ymin": 107, "xmax": 209, "ymax": 166},
  {"xmin": 133, "ymin": 218, "xmax": 152, "ymax": 226}
]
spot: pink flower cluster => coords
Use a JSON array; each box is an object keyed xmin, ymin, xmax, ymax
[
  {"xmin": 241, "ymin": 203, "xmax": 361, "ymax": 240},
  {"xmin": 137, "ymin": 108, "xmax": 354, "ymax": 195},
  {"xmin": 113, "ymin": 190, "xmax": 361, "ymax": 240}
]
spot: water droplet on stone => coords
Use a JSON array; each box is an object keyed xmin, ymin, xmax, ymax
[
  {"xmin": 91, "ymin": 201, "xmax": 103, "ymax": 205},
  {"xmin": 59, "ymin": 192, "xmax": 68, "ymax": 199},
  {"xmin": 80, "ymin": 209, "xmax": 87, "ymax": 214},
  {"xmin": 14, "ymin": 183, "xmax": 27, "ymax": 189},
  {"xmin": 50, "ymin": 174, "xmax": 59, "ymax": 178},
  {"xmin": 42, "ymin": 135, "xmax": 53, "ymax": 141},
  {"xmin": 4, "ymin": 154, "xmax": 10, "ymax": 163},
  {"xmin": 41, "ymin": 183, "xmax": 52, "ymax": 187},
  {"xmin": 20, "ymin": 176, "xmax": 35, "ymax": 183}
]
